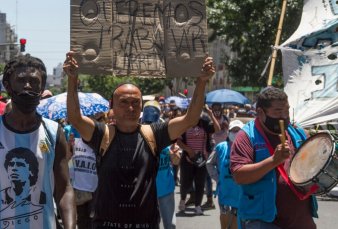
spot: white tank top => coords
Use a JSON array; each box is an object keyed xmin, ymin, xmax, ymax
[
  {"xmin": 69, "ymin": 138, "xmax": 98, "ymax": 192},
  {"xmin": 0, "ymin": 117, "xmax": 58, "ymax": 229}
]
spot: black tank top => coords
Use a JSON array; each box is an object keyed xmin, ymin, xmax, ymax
[{"xmin": 93, "ymin": 129, "xmax": 159, "ymax": 228}]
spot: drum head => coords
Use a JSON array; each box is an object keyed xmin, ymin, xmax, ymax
[{"xmin": 289, "ymin": 132, "xmax": 334, "ymax": 184}]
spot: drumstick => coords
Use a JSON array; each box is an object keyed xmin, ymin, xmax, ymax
[{"xmin": 279, "ymin": 120, "xmax": 286, "ymax": 149}]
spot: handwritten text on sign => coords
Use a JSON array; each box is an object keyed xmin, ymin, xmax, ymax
[{"xmin": 71, "ymin": 0, "xmax": 207, "ymax": 77}]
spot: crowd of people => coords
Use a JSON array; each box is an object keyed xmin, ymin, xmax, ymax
[{"xmin": 0, "ymin": 53, "xmax": 320, "ymax": 229}]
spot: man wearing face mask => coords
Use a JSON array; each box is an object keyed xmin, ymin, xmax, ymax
[
  {"xmin": 1, "ymin": 54, "xmax": 76, "ymax": 229},
  {"xmin": 230, "ymin": 86, "xmax": 318, "ymax": 229},
  {"xmin": 207, "ymin": 119, "xmax": 244, "ymax": 229}
]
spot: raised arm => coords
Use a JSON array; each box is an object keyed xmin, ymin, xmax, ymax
[
  {"xmin": 63, "ymin": 51, "xmax": 96, "ymax": 142},
  {"xmin": 168, "ymin": 56, "xmax": 215, "ymax": 140},
  {"xmin": 205, "ymin": 104, "xmax": 221, "ymax": 133}
]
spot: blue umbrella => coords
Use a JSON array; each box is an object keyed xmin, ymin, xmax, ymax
[
  {"xmin": 37, "ymin": 92, "xmax": 109, "ymax": 120},
  {"xmin": 165, "ymin": 96, "xmax": 190, "ymax": 109},
  {"xmin": 206, "ymin": 89, "xmax": 250, "ymax": 105}
]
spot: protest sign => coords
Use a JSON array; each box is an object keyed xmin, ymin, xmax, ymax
[{"xmin": 71, "ymin": 0, "xmax": 207, "ymax": 77}]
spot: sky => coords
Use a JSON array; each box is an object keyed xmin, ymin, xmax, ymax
[{"xmin": 1, "ymin": 0, "xmax": 70, "ymax": 74}]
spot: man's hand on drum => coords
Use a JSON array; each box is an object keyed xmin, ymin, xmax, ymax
[{"xmin": 272, "ymin": 142, "xmax": 290, "ymax": 166}]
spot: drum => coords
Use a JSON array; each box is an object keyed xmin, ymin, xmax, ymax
[{"xmin": 289, "ymin": 132, "xmax": 338, "ymax": 195}]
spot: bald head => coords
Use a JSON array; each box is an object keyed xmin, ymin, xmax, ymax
[
  {"xmin": 111, "ymin": 84, "xmax": 142, "ymax": 131},
  {"xmin": 111, "ymin": 83, "xmax": 141, "ymax": 108}
]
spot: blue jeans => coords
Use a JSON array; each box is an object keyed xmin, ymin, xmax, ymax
[
  {"xmin": 158, "ymin": 193, "xmax": 176, "ymax": 229},
  {"xmin": 241, "ymin": 220, "xmax": 280, "ymax": 229}
]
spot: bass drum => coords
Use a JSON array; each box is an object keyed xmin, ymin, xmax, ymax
[{"xmin": 289, "ymin": 132, "xmax": 338, "ymax": 195}]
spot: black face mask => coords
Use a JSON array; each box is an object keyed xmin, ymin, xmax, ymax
[
  {"xmin": 11, "ymin": 90, "xmax": 41, "ymax": 114},
  {"xmin": 264, "ymin": 114, "xmax": 290, "ymax": 134}
]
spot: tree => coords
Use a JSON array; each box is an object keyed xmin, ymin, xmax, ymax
[
  {"xmin": 207, "ymin": 0, "xmax": 303, "ymax": 87},
  {"xmin": 0, "ymin": 63, "xmax": 4, "ymax": 75},
  {"xmin": 61, "ymin": 74, "xmax": 167, "ymax": 100},
  {"xmin": 135, "ymin": 77, "xmax": 167, "ymax": 95}
]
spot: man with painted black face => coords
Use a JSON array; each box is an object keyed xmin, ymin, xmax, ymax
[
  {"xmin": 63, "ymin": 51, "xmax": 215, "ymax": 228},
  {"xmin": 1, "ymin": 54, "xmax": 76, "ymax": 229},
  {"xmin": 230, "ymin": 87, "xmax": 318, "ymax": 229}
]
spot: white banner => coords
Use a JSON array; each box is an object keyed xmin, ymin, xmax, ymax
[{"xmin": 281, "ymin": 0, "xmax": 338, "ymax": 128}]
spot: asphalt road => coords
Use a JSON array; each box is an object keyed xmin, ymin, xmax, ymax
[{"xmin": 163, "ymin": 187, "xmax": 338, "ymax": 229}]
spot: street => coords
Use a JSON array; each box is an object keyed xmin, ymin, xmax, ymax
[{"xmin": 164, "ymin": 187, "xmax": 338, "ymax": 229}]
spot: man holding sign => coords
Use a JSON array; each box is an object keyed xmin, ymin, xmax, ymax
[
  {"xmin": 230, "ymin": 87, "xmax": 318, "ymax": 229},
  {"xmin": 63, "ymin": 51, "xmax": 214, "ymax": 228}
]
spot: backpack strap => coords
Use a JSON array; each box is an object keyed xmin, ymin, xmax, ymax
[
  {"xmin": 99, "ymin": 124, "xmax": 116, "ymax": 157},
  {"xmin": 140, "ymin": 124, "xmax": 157, "ymax": 157},
  {"xmin": 98, "ymin": 124, "xmax": 156, "ymax": 157},
  {"xmin": 97, "ymin": 124, "xmax": 156, "ymax": 159}
]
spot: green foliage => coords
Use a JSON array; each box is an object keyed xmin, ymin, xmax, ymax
[
  {"xmin": 0, "ymin": 63, "xmax": 4, "ymax": 75},
  {"xmin": 61, "ymin": 75, "xmax": 166, "ymax": 99},
  {"xmin": 135, "ymin": 77, "xmax": 167, "ymax": 95},
  {"xmin": 48, "ymin": 86, "xmax": 63, "ymax": 96},
  {"xmin": 207, "ymin": 0, "xmax": 303, "ymax": 87}
]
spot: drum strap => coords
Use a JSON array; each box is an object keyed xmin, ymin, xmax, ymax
[{"xmin": 255, "ymin": 119, "xmax": 319, "ymax": 200}]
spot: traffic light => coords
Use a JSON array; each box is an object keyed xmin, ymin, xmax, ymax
[{"xmin": 20, "ymin": 38, "xmax": 26, "ymax": 52}]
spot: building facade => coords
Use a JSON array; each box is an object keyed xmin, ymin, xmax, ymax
[{"xmin": 0, "ymin": 12, "xmax": 18, "ymax": 64}]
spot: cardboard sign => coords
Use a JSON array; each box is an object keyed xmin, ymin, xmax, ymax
[{"xmin": 71, "ymin": 0, "xmax": 207, "ymax": 77}]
